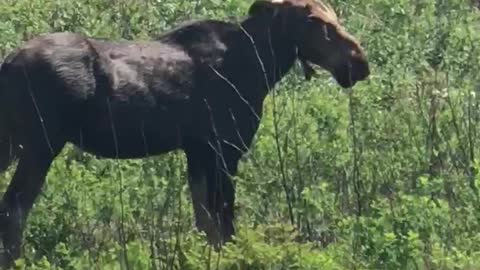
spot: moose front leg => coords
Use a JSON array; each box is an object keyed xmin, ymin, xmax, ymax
[{"xmin": 185, "ymin": 142, "xmax": 239, "ymax": 247}]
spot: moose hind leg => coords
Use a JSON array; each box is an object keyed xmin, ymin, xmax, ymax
[
  {"xmin": 185, "ymin": 142, "xmax": 240, "ymax": 247},
  {"xmin": 0, "ymin": 142, "xmax": 62, "ymax": 266}
]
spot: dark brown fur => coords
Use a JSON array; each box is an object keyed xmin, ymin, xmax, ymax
[{"xmin": 0, "ymin": 0, "xmax": 369, "ymax": 265}]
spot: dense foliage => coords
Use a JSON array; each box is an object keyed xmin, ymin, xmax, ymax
[{"xmin": 1, "ymin": 0, "xmax": 480, "ymax": 269}]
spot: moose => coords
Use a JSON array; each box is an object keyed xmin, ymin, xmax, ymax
[{"xmin": 0, "ymin": 0, "xmax": 369, "ymax": 265}]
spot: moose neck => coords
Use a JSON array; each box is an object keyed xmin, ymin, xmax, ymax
[{"xmin": 240, "ymin": 14, "xmax": 298, "ymax": 90}]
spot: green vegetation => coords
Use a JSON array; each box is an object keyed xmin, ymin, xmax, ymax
[{"xmin": 1, "ymin": 0, "xmax": 480, "ymax": 269}]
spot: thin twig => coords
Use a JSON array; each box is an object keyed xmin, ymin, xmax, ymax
[
  {"xmin": 209, "ymin": 65, "xmax": 261, "ymax": 122},
  {"xmin": 22, "ymin": 66, "xmax": 54, "ymax": 156},
  {"xmin": 106, "ymin": 98, "xmax": 130, "ymax": 270}
]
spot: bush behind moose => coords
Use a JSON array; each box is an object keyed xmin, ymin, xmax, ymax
[{"xmin": 0, "ymin": 0, "xmax": 480, "ymax": 269}]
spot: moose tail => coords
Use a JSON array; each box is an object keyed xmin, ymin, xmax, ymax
[{"xmin": 0, "ymin": 61, "xmax": 17, "ymax": 173}]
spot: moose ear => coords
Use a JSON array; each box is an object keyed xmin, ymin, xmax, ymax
[{"xmin": 248, "ymin": 1, "xmax": 280, "ymax": 17}]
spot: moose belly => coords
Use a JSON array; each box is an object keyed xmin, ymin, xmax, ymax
[{"xmin": 70, "ymin": 112, "xmax": 186, "ymax": 159}]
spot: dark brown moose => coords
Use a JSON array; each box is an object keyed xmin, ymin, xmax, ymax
[{"xmin": 0, "ymin": 0, "xmax": 369, "ymax": 265}]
